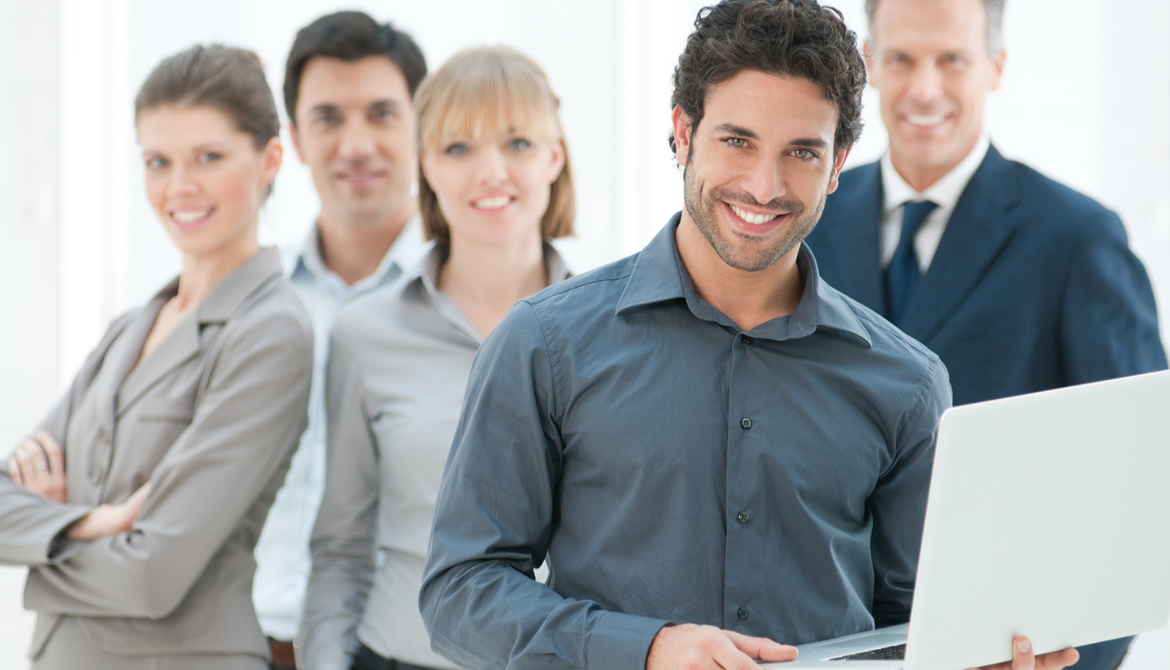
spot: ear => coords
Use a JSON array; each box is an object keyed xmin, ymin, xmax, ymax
[
  {"xmin": 989, "ymin": 49, "xmax": 1006, "ymax": 92},
  {"xmin": 826, "ymin": 147, "xmax": 852, "ymax": 195},
  {"xmin": 863, "ymin": 39, "xmax": 879, "ymax": 90},
  {"xmin": 288, "ymin": 121, "xmax": 307, "ymax": 164},
  {"xmin": 671, "ymin": 105, "xmax": 694, "ymax": 166},
  {"xmin": 546, "ymin": 137, "xmax": 567, "ymax": 183},
  {"xmin": 260, "ymin": 136, "xmax": 283, "ymax": 186}
]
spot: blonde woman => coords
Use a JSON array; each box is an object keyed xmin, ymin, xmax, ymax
[
  {"xmin": 0, "ymin": 44, "xmax": 312, "ymax": 669},
  {"xmin": 299, "ymin": 46, "xmax": 574, "ymax": 670}
]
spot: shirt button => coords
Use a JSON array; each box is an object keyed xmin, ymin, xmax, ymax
[
  {"xmin": 737, "ymin": 606, "xmax": 750, "ymax": 620},
  {"xmin": 737, "ymin": 510, "xmax": 751, "ymax": 525},
  {"xmin": 740, "ymin": 417, "xmax": 752, "ymax": 429},
  {"xmin": 742, "ymin": 336, "xmax": 753, "ymax": 345}
]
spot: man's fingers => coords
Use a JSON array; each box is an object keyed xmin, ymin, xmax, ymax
[
  {"xmin": 1010, "ymin": 636, "xmax": 1035, "ymax": 670},
  {"xmin": 710, "ymin": 631, "xmax": 765, "ymax": 670},
  {"xmin": 35, "ymin": 431, "xmax": 65, "ymax": 475},
  {"xmin": 1035, "ymin": 647, "xmax": 1079, "ymax": 670},
  {"xmin": 724, "ymin": 630, "xmax": 799, "ymax": 662}
]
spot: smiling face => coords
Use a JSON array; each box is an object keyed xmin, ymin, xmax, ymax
[
  {"xmin": 420, "ymin": 122, "xmax": 565, "ymax": 248},
  {"xmin": 674, "ymin": 70, "xmax": 848, "ymax": 273},
  {"xmin": 291, "ymin": 55, "xmax": 416, "ymax": 229},
  {"xmin": 867, "ymin": 0, "xmax": 1004, "ymax": 190},
  {"xmin": 138, "ymin": 105, "xmax": 280, "ymax": 262}
]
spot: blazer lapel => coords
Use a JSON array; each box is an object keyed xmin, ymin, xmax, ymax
[
  {"xmin": 898, "ymin": 145, "xmax": 1023, "ymax": 343},
  {"xmin": 114, "ymin": 300, "xmax": 202, "ymax": 417},
  {"xmin": 92, "ymin": 287, "xmax": 173, "ymax": 436},
  {"xmin": 113, "ymin": 248, "xmax": 284, "ymax": 417},
  {"xmin": 817, "ymin": 163, "xmax": 886, "ymax": 314}
]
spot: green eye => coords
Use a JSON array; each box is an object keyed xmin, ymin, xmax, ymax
[{"xmin": 727, "ymin": 138, "xmax": 748, "ymax": 148}]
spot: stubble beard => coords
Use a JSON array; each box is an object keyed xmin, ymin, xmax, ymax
[{"xmin": 682, "ymin": 163, "xmax": 825, "ymax": 273}]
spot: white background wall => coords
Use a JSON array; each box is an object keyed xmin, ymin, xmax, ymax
[{"xmin": 1, "ymin": 0, "xmax": 1168, "ymax": 667}]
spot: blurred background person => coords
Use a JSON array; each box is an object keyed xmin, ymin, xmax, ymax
[
  {"xmin": 250, "ymin": 12, "xmax": 427, "ymax": 670},
  {"xmin": 0, "ymin": 44, "xmax": 312, "ymax": 669},
  {"xmin": 804, "ymin": 1, "xmax": 1167, "ymax": 668},
  {"xmin": 299, "ymin": 45, "xmax": 574, "ymax": 670}
]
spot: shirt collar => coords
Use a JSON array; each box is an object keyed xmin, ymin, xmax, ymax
[
  {"xmin": 880, "ymin": 133, "xmax": 990, "ymax": 212},
  {"xmin": 617, "ymin": 214, "xmax": 871, "ymax": 346},
  {"xmin": 285, "ymin": 215, "xmax": 426, "ymax": 291},
  {"xmin": 404, "ymin": 240, "xmax": 572, "ymax": 304}
]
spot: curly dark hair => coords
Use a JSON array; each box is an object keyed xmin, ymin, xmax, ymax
[{"xmin": 670, "ymin": 0, "xmax": 866, "ymax": 154}]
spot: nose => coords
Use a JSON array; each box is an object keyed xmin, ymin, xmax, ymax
[
  {"xmin": 475, "ymin": 145, "xmax": 508, "ymax": 184},
  {"xmin": 165, "ymin": 163, "xmax": 198, "ymax": 199},
  {"xmin": 906, "ymin": 61, "xmax": 944, "ymax": 106},
  {"xmin": 740, "ymin": 154, "xmax": 788, "ymax": 206},
  {"xmin": 338, "ymin": 118, "xmax": 376, "ymax": 162}
]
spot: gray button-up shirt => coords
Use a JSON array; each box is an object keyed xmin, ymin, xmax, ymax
[
  {"xmin": 421, "ymin": 216, "xmax": 952, "ymax": 670},
  {"xmin": 300, "ymin": 243, "xmax": 569, "ymax": 669}
]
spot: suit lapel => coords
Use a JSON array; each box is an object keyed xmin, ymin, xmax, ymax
[
  {"xmin": 114, "ymin": 298, "xmax": 202, "ymax": 417},
  {"xmin": 92, "ymin": 287, "xmax": 173, "ymax": 436},
  {"xmin": 112, "ymin": 248, "xmax": 284, "ymax": 418},
  {"xmin": 819, "ymin": 163, "xmax": 886, "ymax": 313},
  {"xmin": 899, "ymin": 146, "xmax": 1023, "ymax": 343}
]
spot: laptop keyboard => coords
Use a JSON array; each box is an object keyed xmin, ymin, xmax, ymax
[{"xmin": 829, "ymin": 643, "xmax": 907, "ymax": 661}]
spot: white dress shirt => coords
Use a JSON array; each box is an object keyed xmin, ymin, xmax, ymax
[
  {"xmin": 251, "ymin": 217, "xmax": 425, "ymax": 642},
  {"xmin": 879, "ymin": 134, "xmax": 991, "ymax": 272}
]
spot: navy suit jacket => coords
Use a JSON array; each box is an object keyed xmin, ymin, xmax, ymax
[{"xmin": 805, "ymin": 146, "xmax": 1166, "ymax": 406}]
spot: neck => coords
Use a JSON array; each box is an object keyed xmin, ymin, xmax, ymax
[
  {"xmin": 675, "ymin": 214, "xmax": 804, "ymax": 332},
  {"xmin": 176, "ymin": 236, "xmax": 260, "ymax": 311},
  {"xmin": 317, "ymin": 201, "xmax": 412, "ymax": 286},
  {"xmin": 438, "ymin": 231, "xmax": 548, "ymax": 338},
  {"xmin": 890, "ymin": 134, "xmax": 982, "ymax": 193}
]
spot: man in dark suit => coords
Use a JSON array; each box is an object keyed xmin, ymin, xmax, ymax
[{"xmin": 805, "ymin": 0, "xmax": 1167, "ymax": 668}]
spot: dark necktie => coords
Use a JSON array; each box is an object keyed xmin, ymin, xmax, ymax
[{"xmin": 884, "ymin": 200, "xmax": 938, "ymax": 326}]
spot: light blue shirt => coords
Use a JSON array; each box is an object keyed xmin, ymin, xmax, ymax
[{"xmin": 252, "ymin": 218, "xmax": 425, "ymax": 641}]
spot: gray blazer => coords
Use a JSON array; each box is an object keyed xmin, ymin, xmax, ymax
[{"xmin": 0, "ymin": 248, "xmax": 312, "ymax": 664}]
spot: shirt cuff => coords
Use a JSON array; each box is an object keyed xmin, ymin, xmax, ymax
[{"xmin": 585, "ymin": 610, "xmax": 670, "ymax": 670}]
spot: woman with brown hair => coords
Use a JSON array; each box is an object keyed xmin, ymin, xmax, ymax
[
  {"xmin": 300, "ymin": 46, "xmax": 574, "ymax": 670},
  {"xmin": 0, "ymin": 44, "xmax": 312, "ymax": 668}
]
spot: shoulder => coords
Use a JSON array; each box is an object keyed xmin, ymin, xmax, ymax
[
  {"xmin": 220, "ymin": 276, "xmax": 314, "ymax": 362},
  {"xmin": 1005, "ymin": 158, "xmax": 1116, "ymax": 224},
  {"xmin": 329, "ymin": 274, "xmax": 414, "ymax": 359},
  {"xmin": 522, "ymin": 253, "xmax": 637, "ymax": 315}
]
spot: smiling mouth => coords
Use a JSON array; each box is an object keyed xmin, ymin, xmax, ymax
[
  {"xmin": 472, "ymin": 195, "xmax": 512, "ymax": 210},
  {"xmin": 730, "ymin": 203, "xmax": 781, "ymax": 225},
  {"xmin": 905, "ymin": 113, "xmax": 948, "ymax": 127},
  {"xmin": 172, "ymin": 207, "xmax": 213, "ymax": 225}
]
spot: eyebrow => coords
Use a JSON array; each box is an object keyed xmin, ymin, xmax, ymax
[{"xmin": 714, "ymin": 123, "xmax": 829, "ymax": 149}]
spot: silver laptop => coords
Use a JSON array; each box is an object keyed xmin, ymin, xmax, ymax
[{"xmin": 765, "ymin": 369, "xmax": 1170, "ymax": 670}]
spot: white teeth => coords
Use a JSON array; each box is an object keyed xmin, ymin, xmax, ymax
[
  {"xmin": 731, "ymin": 204, "xmax": 779, "ymax": 225},
  {"xmin": 172, "ymin": 208, "xmax": 211, "ymax": 224},
  {"xmin": 907, "ymin": 113, "xmax": 946, "ymax": 126},
  {"xmin": 473, "ymin": 196, "xmax": 511, "ymax": 210}
]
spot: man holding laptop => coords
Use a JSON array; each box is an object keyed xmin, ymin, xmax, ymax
[{"xmin": 420, "ymin": 1, "xmax": 1081, "ymax": 669}]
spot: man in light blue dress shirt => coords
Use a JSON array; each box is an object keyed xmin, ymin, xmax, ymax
[
  {"xmin": 421, "ymin": 2, "xmax": 1080, "ymax": 670},
  {"xmin": 251, "ymin": 12, "xmax": 427, "ymax": 669}
]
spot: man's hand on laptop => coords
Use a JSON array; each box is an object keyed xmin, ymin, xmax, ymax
[
  {"xmin": 970, "ymin": 636, "xmax": 1080, "ymax": 670},
  {"xmin": 647, "ymin": 623, "xmax": 798, "ymax": 670}
]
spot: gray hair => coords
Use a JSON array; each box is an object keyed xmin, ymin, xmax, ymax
[{"xmin": 864, "ymin": 0, "xmax": 1005, "ymax": 54}]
